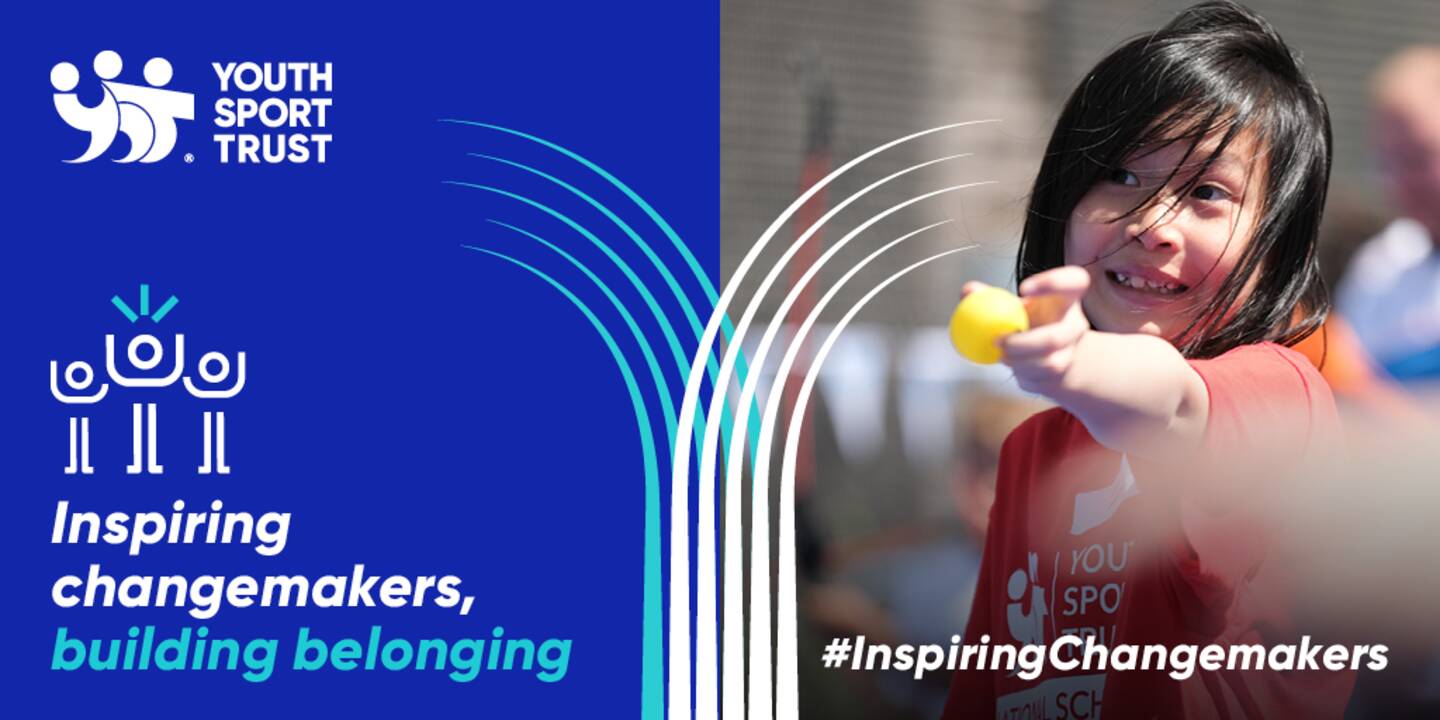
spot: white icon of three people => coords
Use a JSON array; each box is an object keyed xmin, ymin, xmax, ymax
[
  {"xmin": 52, "ymin": 320, "xmax": 246, "ymax": 476},
  {"xmin": 50, "ymin": 50, "xmax": 195, "ymax": 163}
]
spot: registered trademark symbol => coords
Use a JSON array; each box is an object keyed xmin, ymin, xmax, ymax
[{"xmin": 184, "ymin": 153, "xmax": 194, "ymax": 164}]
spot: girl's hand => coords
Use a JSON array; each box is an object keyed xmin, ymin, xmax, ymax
[
  {"xmin": 964, "ymin": 266, "xmax": 1092, "ymax": 396},
  {"xmin": 961, "ymin": 266, "xmax": 1208, "ymax": 459}
]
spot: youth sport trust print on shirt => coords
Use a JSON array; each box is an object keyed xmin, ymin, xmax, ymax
[
  {"xmin": 952, "ymin": 344, "xmax": 1350, "ymax": 720},
  {"xmin": 995, "ymin": 454, "xmax": 1143, "ymax": 720}
]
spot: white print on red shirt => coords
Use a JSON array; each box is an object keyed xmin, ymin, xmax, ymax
[
  {"xmin": 1006, "ymin": 551, "xmax": 1050, "ymax": 645},
  {"xmin": 996, "ymin": 673, "xmax": 1106, "ymax": 720},
  {"xmin": 999, "ymin": 457, "xmax": 1138, "ymax": 714},
  {"xmin": 1070, "ymin": 455, "xmax": 1139, "ymax": 535}
]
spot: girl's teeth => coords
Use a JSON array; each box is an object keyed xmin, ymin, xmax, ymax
[{"xmin": 1113, "ymin": 272, "xmax": 1180, "ymax": 294}]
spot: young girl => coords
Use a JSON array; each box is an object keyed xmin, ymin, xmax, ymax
[{"xmin": 944, "ymin": 2, "xmax": 1355, "ymax": 717}]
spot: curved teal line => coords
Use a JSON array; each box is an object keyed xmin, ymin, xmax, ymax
[
  {"xmin": 441, "ymin": 119, "xmax": 716, "ymax": 302},
  {"xmin": 470, "ymin": 154, "xmax": 707, "ymax": 342},
  {"xmin": 439, "ymin": 119, "xmax": 763, "ymax": 461},
  {"xmin": 463, "ymin": 247, "xmax": 662, "ymax": 720},
  {"xmin": 473, "ymin": 220, "xmax": 689, "ymax": 463},
  {"xmin": 444, "ymin": 182, "xmax": 701, "ymax": 452},
  {"xmin": 465, "ymin": 152, "xmax": 750, "ymax": 472}
]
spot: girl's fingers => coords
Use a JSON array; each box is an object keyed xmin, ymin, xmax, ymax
[
  {"xmin": 959, "ymin": 280, "xmax": 987, "ymax": 301},
  {"xmin": 1019, "ymin": 265, "xmax": 1090, "ymax": 300},
  {"xmin": 1020, "ymin": 266, "xmax": 1091, "ymax": 326},
  {"xmin": 999, "ymin": 318, "xmax": 1085, "ymax": 359},
  {"xmin": 1009, "ymin": 351, "xmax": 1075, "ymax": 389},
  {"xmin": 1022, "ymin": 294, "xmax": 1072, "ymax": 327}
]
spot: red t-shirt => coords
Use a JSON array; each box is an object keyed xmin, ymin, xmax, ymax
[{"xmin": 943, "ymin": 342, "xmax": 1355, "ymax": 719}]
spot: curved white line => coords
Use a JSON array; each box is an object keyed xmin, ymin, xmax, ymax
[
  {"xmin": 741, "ymin": 222, "xmax": 967, "ymax": 717},
  {"xmin": 725, "ymin": 181, "xmax": 993, "ymax": 720},
  {"xmin": 671, "ymin": 120, "xmax": 998, "ymax": 720},
  {"xmin": 719, "ymin": 159, "xmax": 979, "ymax": 720},
  {"xmin": 775, "ymin": 246, "xmax": 974, "ymax": 720}
]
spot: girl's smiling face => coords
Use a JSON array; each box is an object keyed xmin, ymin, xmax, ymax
[{"xmin": 1064, "ymin": 130, "xmax": 1268, "ymax": 341}]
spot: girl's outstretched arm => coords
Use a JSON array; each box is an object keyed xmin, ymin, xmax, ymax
[{"xmin": 970, "ymin": 266, "xmax": 1210, "ymax": 459}]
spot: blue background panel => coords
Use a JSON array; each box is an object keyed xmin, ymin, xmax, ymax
[{"xmin": 0, "ymin": 1, "xmax": 717, "ymax": 716}]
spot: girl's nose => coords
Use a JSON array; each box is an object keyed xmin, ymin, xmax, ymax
[{"xmin": 1126, "ymin": 198, "xmax": 1183, "ymax": 251}]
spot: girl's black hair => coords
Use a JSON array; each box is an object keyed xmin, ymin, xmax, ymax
[{"xmin": 1018, "ymin": 0, "xmax": 1332, "ymax": 358}]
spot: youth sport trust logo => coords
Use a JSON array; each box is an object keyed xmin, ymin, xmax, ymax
[{"xmin": 50, "ymin": 50, "xmax": 195, "ymax": 164}]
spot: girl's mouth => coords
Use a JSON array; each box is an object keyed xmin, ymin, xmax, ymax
[{"xmin": 1105, "ymin": 270, "xmax": 1188, "ymax": 297}]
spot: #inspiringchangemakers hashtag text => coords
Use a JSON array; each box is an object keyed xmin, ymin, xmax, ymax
[{"xmin": 820, "ymin": 634, "xmax": 1389, "ymax": 681}]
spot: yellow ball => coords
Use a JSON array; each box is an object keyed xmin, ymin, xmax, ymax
[{"xmin": 948, "ymin": 286, "xmax": 1029, "ymax": 364}]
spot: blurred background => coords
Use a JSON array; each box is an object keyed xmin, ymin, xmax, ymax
[{"xmin": 721, "ymin": 1, "xmax": 1440, "ymax": 717}]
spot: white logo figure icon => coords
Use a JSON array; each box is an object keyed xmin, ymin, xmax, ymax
[
  {"xmin": 51, "ymin": 360, "xmax": 109, "ymax": 474},
  {"xmin": 51, "ymin": 286, "xmax": 250, "ymax": 477},
  {"xmin": 50, "ymin": 50, "xmax": 194, "ymax": 163},
  {"xmin": 184, "ymin": 348, "xmax": 247, "ymax": 475},
  {"xmin": 106, "ymin": 333, "xmax": 185, "ymax": 474},
  {"xmin": 1006, "ymin": 552, "xmax": 1049, "ymax": 645}
]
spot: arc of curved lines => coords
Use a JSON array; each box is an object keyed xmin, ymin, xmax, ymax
[
  {"xmin": 440, "ymin": 120, "xmax": 719, "ymax": 303},
  {"xmin": 695, "ymin": 152, "xmax": 985, "ymax": 720},
  {"xmin": 453, "ymin": 148, "xmax": 766, "ymax": 720},
  {"xmin": 449, "ymin": 178, "xmax": 757, "ymax": 720},
  {"xmin": 439, "ymin": 119, "xmax": 765, "ymax": 460},
  {"xmin": 772, "ymin": 247, "xmax": 976, "ymax": 720},
  {"xmin": 468, "ymin": 219, "xmax": 681, "ymax": 466},
  {"xmin": 445, "ymin": 181, "xmax": 695, "ymax": 453},
  {"xmin": 741, "ymin": 222, "xmax": 973, "ymax": 719},
  {"xmin": 670, "ymin": 123, "xmax": 998, "ymax": 720},
  {"xmin": 440, "ymin": 120, "xmax": 770, "ymax": 720},
  {"xmin": 461, "ymin": 122, "xmax": 1008, "ymax": 720},
  {"xmin": 718, "ymin": 179, "xmax": 995, "ymax": 720},
  {"xmin": 441, "ymin": 118, "xmax": 1002, "ymax": 720},
  {"xmin": 465, "ymin": 153, "xmax": 755, "ymax": 475},
  {"xmin": 461, "ymin": 246, "xmax": 664, "ymax": 720}
]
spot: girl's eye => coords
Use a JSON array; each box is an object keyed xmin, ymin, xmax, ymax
[
  {"xmin": 1191, "ymin": 184, "xmax": 1231, "ymax": 202},
  {"xmin": 1108, "ymin": 168, "xmax": 1139, "ymax": 186}
]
